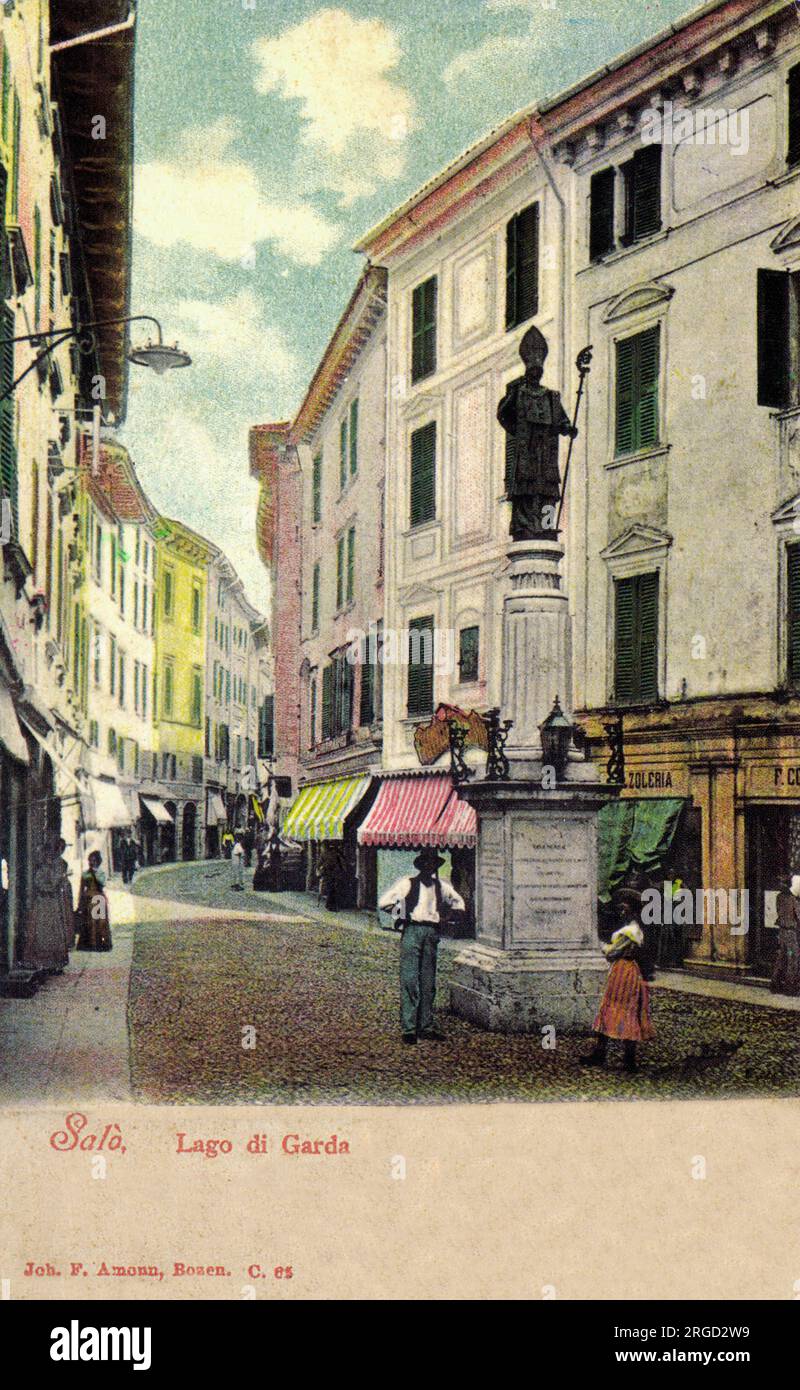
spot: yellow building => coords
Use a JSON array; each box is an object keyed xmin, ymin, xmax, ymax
[{"xmin": 152, "ymin": 519, "xmax": 209, "ymax": 860}]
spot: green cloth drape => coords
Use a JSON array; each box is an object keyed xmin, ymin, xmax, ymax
[{"xmin": 597, "ymin": 798, "xmax": 686, "ymax": 903}]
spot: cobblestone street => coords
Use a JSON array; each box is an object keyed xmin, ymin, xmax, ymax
[{"xmin": 115, "ymin": 862, "xmax": 800, "ymax": 1106}]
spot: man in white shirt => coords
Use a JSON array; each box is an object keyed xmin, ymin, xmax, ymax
[{"xmin": 379, "ymin": 849, "xmax": 465, "ymax": 1044}]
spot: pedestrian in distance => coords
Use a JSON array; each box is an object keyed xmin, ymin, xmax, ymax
[
  {"xmin": 75, "ymin": 851, "xmax": 112, "ymax": 953},
  {"xmin": 580, "ymin": 887, "xmax": 654, "ymax": 1074},
  {"xmin": 54, "ymin": 837, "xmax": 75, "ymax": 956},
  {"xmin": 21, "ymin": 838, "xmax": 70, "ymax": 975},
  {"xmin": 379, "ymin": 849, "xmax": 465, "ymax": 1045},
  {"xmin": 120, "ymin": 830, "xmax": 138, "ymax": 885},
  {"xmin": 771, "ymin": 874, "xmax": 800, "ymax": 996},
  {"xmin": 231, "ymin": 834, "xmax": 245, "ymax": 891}
]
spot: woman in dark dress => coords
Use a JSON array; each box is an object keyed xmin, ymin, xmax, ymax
[{"xmin": 75, "ymin": 851, "xmax": 112, "ymax": 952}]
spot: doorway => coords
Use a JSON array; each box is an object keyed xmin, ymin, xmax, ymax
[{"xmin": 182, "ymin": 802, "xmax": 197, "ymax": 861}]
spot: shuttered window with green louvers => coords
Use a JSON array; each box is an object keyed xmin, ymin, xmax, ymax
[
  {"xmin": 336, "ymin": 535, "xmax": 345, "ymax": 609},
  {"xmin": 614, "ymin": 572, "xmax": 659, "ymax": 704},
  {"xmin": 589, "ymin": 167, "xmax": 616, "ymax": 260},
  {"xmin": 322, "ymin": 663, "xmax": 334, "ymax": 740},
  {"xmin": 311, "ymin": 561, "xmax": 320, "ymax": 631},
  {"xmin": 0, "ymin": 303, "xmax": 17, "ymax": 533},
  {"xmin": 410, "ymin": 421, "xmax": 436, "ymax": 527},
  {"xmin": 407, "ymin": 615, "xmax": 434, "ymax": 717},
  {"xmin": 339, "ymin": 417, "xmax": 347, "ymax": 491},
  {"xmin": 622, "ymin": 145, "xmax": 662, "ymax": 243},
  {"xmin": 506, "ymin": 202, "xmax": 539, "ymax": 329},
  {"xmin": 349, "ymin": 398, "xmax": 358, "ymax": 476},
  {"xmin": 411, "ymin": 276, "xmax": 437, "ymax": 382},
  {"xmin": 346, "ymin": 525, "xmax": 355, "ymax": 603},
  {"xmin": 787, "ymin": 545, "xmax": 800, "ymax": 687},
  {"xmin": 312, "ymin": 452, "xmax": 322, "ymax": 523},
  {"xmin": 615, "ymin": 326, "xmax": 660, "ymax": 456},
  {"xmin": 360, "ymin": 635, "xmax": 375, "ymax": 726},
  {"xmin": 788, "ymin": 63, "xmax": 800, "ymax": 167}
]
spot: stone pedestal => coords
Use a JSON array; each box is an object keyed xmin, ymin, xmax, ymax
[{"xmin": 449, "ymin": 537, "xmax": 617, "ymax": 1034}]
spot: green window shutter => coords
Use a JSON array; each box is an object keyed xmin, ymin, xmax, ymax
[
  {"xmin": 506, "ymin": 202, "xmax": 539, "ymax": 329},
  {"xmin": 311, "ymin": 561, "xmax": 320, "ymax": 630},
  {"xmin": 625, "ymin": 145, "xmax": 661, "ymax": 241},
  {"xmin": 349, "ymin": 398, "xmax": 358, "ymax": 476},
  {"xmin": 339, "ymin": 418, "xmax": 347, "ymax": 490},
  {"xmin": 614, "ymin": 577, "xmax": 636, "ymax": 703},
  {"xmin": 321, "ymin": 663, "xmax": 334, "ymax": 740},
  {"xmin": 407, "ymin": 615, "xmax": 434, "ymax": 717},
  {"xmin": 615, "ymin": 573, "xmax": 659, "ymax": 704},
  {"xmin": 0, "ymin": 304, "xmax": 17, "ymax": 532},
  {"xmin": 615, "ymin": 336, "xmax": 635, "ymax": 456},
  {"xmin": 788, "ymin": 64, "xmax": 800, "ymax": 167},
  {"xmin": 11, "ymin": 91, "xmax": 19, "ymax": 218},
  {"xmin": 788, "ymin": 545, "xmax": 800, "ymax": 686},
  {"xmin": 757, "ymin": 268, "xmax": 790, "ymax": 409},
  {"xmin": 410, "ymin": 421, "xmax": 436, "ymax": 527},
  {"xmin": 336, "ymin": 536, "xmax": 344, "ymax": 609},
  {"xmin": 346, "ymin": 526, "xmax": 355, "ymax": 603},
  {"xmin": 589, "ymin": 167, "xmax": 616, "ymax": 260},
  {"xmin": 312, "ymin": 452, "xmax": 322, "ymax": 523},
  {"xmin": 615, "ymin": 327, "xmax": 660, "ymax": 455},
  {"xmin": 0, "ymin": 162, "xmax": 7, "ymax": 301},
  {"xmin": 359, "ymin": 636, "xmax": 375, "ymax": 725},
  {"xmin": 309, "ymin": 678, "xmax": 317, "ymax": 746},
  {"xmin": 412, "ymin": 276, "xmax": 437, "ymax": 382},
  {"xmin": 1, "ymin": 44, "xmax": 9, "ymax": 145},
  {"xmin": 637, "ymin": 571, "xmax": 659, "ymax": 702},
  {"xmin": 637, "ymin": 325, "xmax": 660, "ymax": 449},
  {"xmin": 33, "ymin": 206, "xmax": 41, "ymax": 329}
]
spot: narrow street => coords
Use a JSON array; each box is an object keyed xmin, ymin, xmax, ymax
[{"xmin": 2, "ymin": 861, "xmax": 799, "ymax": 1107}]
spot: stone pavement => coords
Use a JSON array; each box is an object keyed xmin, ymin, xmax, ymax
[
  {"xmin": 2, "ymin": 861, "xmax": 799, "ymax": 1107},
  {"xmin": 0, "ymin": 885, "xmax": 137, "ymax": 1106}
]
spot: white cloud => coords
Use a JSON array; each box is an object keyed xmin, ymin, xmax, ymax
[
  {"xmin": 253, "ymin": 8, "xmax": 416, "ymax": 206},
  {"xmin": 166, "ymin": 290, "xmax": 298, "ymax": 384},
  {"xmin": 134, "ymin": 118, "xmax": 339, "ymax": 266}
]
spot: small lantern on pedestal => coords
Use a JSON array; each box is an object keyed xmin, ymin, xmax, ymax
[{"xmin": 539, "ymin": 695, "xmax": 573, "ymax": 780}]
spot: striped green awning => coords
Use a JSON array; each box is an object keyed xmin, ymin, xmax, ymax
[{"xmin": 283, "ymin": 776, "xmax": 371, "ymax": 842}]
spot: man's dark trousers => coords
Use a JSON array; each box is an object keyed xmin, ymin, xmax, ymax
[{"xmin": 400, "ymin": 921, "xmax": 439, "ymax": 1035}]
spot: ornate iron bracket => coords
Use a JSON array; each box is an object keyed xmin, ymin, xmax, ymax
[
  {"xmin": 448, "ymin": 717, "xmax": 474, "ymax": 785},
  {"xmin": 484, "ymin": 706, "xmax": 513, "ymax": 781},
  {"xmin": 604, "ymin": 715, "xmax": 625, "ymax": 785}
]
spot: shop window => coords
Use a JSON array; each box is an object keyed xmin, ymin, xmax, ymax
[
  {"xmin": 614, "ymin": 572, "xmax": 659, "ymax": 704},
  {"xmin": 411, "ymin": 275, "xmax": 437, "ymax": 383},
  {"xmin": 506, "ymin": 202, "xmax": 539, "ymax": 329},
  {"xmin": 615, "ymin": 326, "xmax": 660, "ymax": 456}
]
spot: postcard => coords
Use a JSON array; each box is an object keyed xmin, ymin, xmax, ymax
[{"xmin": 1, "ymin": 0, "xmax": 800, "ymax": 1342}]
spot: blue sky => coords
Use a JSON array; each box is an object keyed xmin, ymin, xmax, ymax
[{"xmin": 120, "ymin": 0, "xmax": 699, "ymax": 608}]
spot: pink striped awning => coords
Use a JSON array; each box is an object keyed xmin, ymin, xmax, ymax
[{"xmin": 358, "ymin": 774, "xmax": 477, "ymax": 849}]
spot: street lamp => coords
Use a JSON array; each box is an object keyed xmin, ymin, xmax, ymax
[
  {"xmin": 0, "ymin": 315, "xmax": 192, "ymax": 404},
  {"xmin": 539, "ymin": 695, "xmax": 574, "ymax": 780}
]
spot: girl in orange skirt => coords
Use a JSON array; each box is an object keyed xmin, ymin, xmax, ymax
[{"xmin": 581, "ymin": 888, "xmax": 654, "ymax": 1074}]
